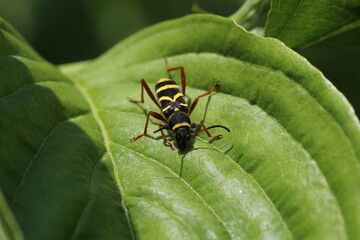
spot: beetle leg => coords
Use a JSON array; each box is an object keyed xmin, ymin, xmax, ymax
[
  {"xmin": 191, "ymin": 122, "xmax": 223, "ymax": 139},
  {"xmin": 164, "ymin": 57, "xmax": 186, "ymax": 96},
  {"xmin": 131, "ymin": 111, "xmax": 166, "ymax": 141},
  {"xmin": 158, "ymin": 123, "xmax": 174, "ymax": 150},
  {"xmin": 188, "ymin": 81, "xmax": 220, "ymax": 115},
  {"xmin": 129, "ymin": 79, "xmax": 161, "ymax": 109}
]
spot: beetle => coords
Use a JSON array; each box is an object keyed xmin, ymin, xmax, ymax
[{"xmin": 129, "ymin": 58, "xmax": 230, "ymax": 150}]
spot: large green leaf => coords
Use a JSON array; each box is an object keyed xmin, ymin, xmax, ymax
[
  {"xmin": 265, "ymin": 0, "xmax": 360, "ymax": 48},
  {"xmin": 1, "ymin": 14, "xmax": 360, "ymax": 240}
]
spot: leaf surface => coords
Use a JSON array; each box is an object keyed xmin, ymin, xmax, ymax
[{"xmin": 1, "ymin": 14, "xmax": 360, "ymax": 240}]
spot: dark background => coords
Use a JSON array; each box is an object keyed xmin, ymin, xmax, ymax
[{"xmin": 1, "ymin": 0, "xmax": 359, "ymax": 114}]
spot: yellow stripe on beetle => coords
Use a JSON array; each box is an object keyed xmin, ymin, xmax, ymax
[
  {"xmin": 156, "ymin": 84, "xmax": 179, "ymax": 93},
  {"xmin": 173, "ymin": 93, "xmax": 183, "ymax": 101},
  {"xmin": 172, "ymin": 122, "xmax": 191, "ymax": 130},
  {"xmin": 159, "ymin": 93, "xmax": 184, "ymax": 102},
  {"xmin": 156, "ymin": 78, "xmax": 172, "ymax": 84},
  {"xmin": 159, "ymin": 96, "xmax": 173, "ymax": 102},
  {"xmin": 162, "ymin": 106, "xmax": 171, "ymax": 112}
]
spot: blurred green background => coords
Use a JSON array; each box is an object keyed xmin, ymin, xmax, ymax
[{"xmin": 1, "ymin": 0, "xmax": 359, "ymax": 114}]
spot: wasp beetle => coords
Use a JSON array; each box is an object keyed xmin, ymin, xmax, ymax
[{"xmin": 129, "ymin": 58, "xmax": 230, "ymax": 150}]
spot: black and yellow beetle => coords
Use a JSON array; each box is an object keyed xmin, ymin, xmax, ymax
[{"xmin": 129, "ymin": 58, "xmax": 230, "ymax": 150}]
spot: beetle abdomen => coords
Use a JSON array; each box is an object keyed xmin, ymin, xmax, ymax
[{"xmin": 155, "ymin": 78, "xmax": 189, "ymax": 118}]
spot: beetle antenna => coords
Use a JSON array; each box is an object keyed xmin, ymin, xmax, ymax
[
  {"xmin": 154, "ymin": 126, "xmax": 170, "ymax": 133},
  {"xmin": 206, "ymin": 125, "xmax": 230, "ymax": 132},
  {"xmin": 191, "ymin": 125, "xmax": 230, "ymax": 136}
]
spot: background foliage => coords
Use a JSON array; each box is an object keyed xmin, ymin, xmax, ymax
[{"xmin": 0, "ymin": 0, "xmax": 359, "ymax": 113}]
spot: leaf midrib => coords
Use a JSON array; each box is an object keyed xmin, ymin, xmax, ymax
[{"xmin": 73, "ymin": 80, "xmax": 136, "ymax": 240}]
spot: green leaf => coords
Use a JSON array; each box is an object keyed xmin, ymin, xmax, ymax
[
  {"xmin": 1, "ymin": 14, "xmax": 360, "ymax": 240},
  {"xmin": 265, "ymin": 0, "xmax": 360, "ymax": 48}
]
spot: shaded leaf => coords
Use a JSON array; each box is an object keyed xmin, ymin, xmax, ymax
[
  {"xmin": 265, "ymin": 0, "xmax": 360, "ymax": 48},
  {"xmin": 1, "ymin": 14, "xmax": 360, "ymax": 240}
]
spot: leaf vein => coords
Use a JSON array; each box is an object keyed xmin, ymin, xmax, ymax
[{"xmin": 302, "ymin": 19, "xmax": 360, "ymax": 48}]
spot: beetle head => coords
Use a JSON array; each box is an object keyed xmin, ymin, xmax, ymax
[{"xmin": 174, "ymin": 127, "xmax": 191, "ymax": 151}]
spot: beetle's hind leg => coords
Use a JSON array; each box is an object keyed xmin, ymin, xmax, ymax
[{"xmin": 164, "ymin": 57, "xmax": 187, "ymax": 96}]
